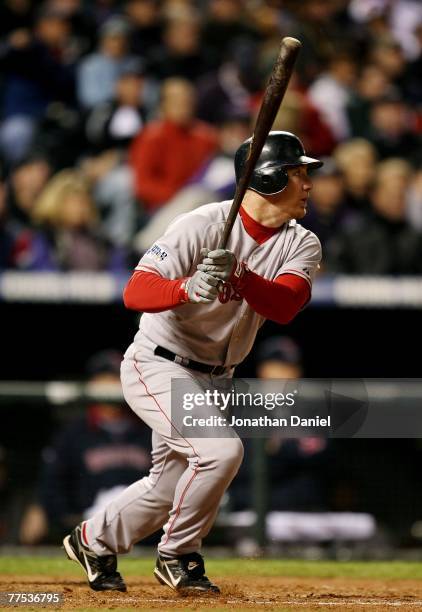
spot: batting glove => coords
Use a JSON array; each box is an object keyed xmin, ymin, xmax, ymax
[
  {"xmin": 181, "ymin": 270, "xmax": 219, "ymax": 304},
  {"xmin": 198, "ymin": 248, "xmax": 237, "ymax": 281},
  {"xmin": 198, "ymin": 248, "xmax": 248, "ymax": 289}
]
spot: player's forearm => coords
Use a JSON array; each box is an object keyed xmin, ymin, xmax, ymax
[
  {"xmin": 123, "ymin": 271, "xmax": 186, "ymax": 312},
  {"xmin": 238, "ymin": 271, "xmax": 310, "ymax": 324}
]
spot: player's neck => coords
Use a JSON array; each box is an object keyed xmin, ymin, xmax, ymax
[{"xmin": 241, "ymin": 191, "xmax": 291, "ymax": 228}]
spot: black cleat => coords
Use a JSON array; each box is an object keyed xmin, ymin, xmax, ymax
[
  {"xmin": 63, "ymin": 524, "xmax": 126, "ymax": 592},
  {"xmin": 154, "ymin": 552, "xmax": 220, "ymax": 594}
]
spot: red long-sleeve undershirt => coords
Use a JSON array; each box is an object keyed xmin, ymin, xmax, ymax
[
  {"xmin": 123, "ymin": 271, "xmax": 184, "ymax": 313},
  {"xmin": 123, "ymin": 270, "xmax": 310, "ymax": 325},
  {"xmin": 239, "ymin": 270, "xmax": 310, "ymax": 324}
]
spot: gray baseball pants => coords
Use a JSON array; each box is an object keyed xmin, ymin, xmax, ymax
[{"xmin": 83, "ymin": 336, "xmax": 243, "ymax": 558}]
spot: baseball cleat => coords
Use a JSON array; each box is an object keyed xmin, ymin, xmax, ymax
[
  {"xmin": 63, "ymin": 523, "xmax": 126, "ymax": 592},
  {"xmin": 154, "ymin": 552, "xmax": 220, "ymax": 594}
]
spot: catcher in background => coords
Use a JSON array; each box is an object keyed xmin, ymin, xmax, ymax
[{"xmin": 63, "ymin": 131, "xmax": 322, "ymax": 594}]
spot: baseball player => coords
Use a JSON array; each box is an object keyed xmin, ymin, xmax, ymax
[{"xmin": 63, "ymin": 131, "xmax": 322, "ymax": 594}]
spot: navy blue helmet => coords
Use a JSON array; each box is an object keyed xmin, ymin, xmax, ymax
[{"xmin": 235, "ymin": 131, "xmax": 323, "ymax": 195}]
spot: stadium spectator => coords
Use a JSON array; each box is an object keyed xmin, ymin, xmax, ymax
[
  {"xmin": 0, "ymin": 1, "xmax": 35, "ymax": 42},
  {"xmin": 255, "ymin": 335, "xmax": 303, "ymax": 380},
  {"xmin": 129, "ymin": 78, "xmax": 218, "ymax": 212},
  {"xmin": 301, "ymin": 158, "xmax": 354, "ymax": 249},
  {"xmin": 28, "ymin": 102, "xmax": 85, "ymax": 173},
  {"xmin": 124, "ymin": 0, "xmax": 164, "ymax": 60},
  {"xmin": 80, "ymin": 150, "xmax": 137, "ymax": 248},
  {"xmin": 47, "ymin": 0, "xmax": 97, "ymax": 59},
  {"xmin": 147, "ymin": 14, "xmax": 213, "ymax": 83},
  {"xmin": 10, "ymin": 169, "xmax": 127, "ymax": 271},
  {"xmin": 404, "ymin": 23, "xmax": 422, "ymax": 104},
  {"xmin": 76, "ymin": 16, "xmax": 136, "ymax": 109},
  {"xmin": 308, "ymin": 52, "xmax": 358, "ymax": 142},
  {"xmin": 89, "ymin": 0, "xmax": 121, "ymax": 28},
  {"xmin": 196, "ymin": 39, "xmax": 262, "ymax": 125},
  {"xmin": 202, "ymin": 0, "xmax": 260, "ymax": 68},
  {"xmin": 347, "ymin": 64, "xmax": 393, "ymax": 138},
  {"xmin": 349, "ymin": 0, "xmax": 422, "ymax": 60},
  {"xmin": 334, "ymin": 139, "xmax": 377, "ymax": 211},
  {"xmin": 367, "ymin": 93, "xmax": 422, "ymax": 165},
  {"xmin": 325, "ymin": 158, "xmax": 422, "ymax": 275},
  {"xmin": 5, "ymin": 154, "xmax": 52, "ymax": 236},
  {"xmin": 270, "ymin": 86, "xmax": 336, "ymax": 157},
  {"xmin": 290, "ymin": 0, "xmax": 350, "ymax": 85},
  {"xmin": 251, "ymin": 1, "xmax": 286, "ymax": 42},
  {"xmin": 258, "ymin": 337, "xmax": 332, "ymax": 512},
  {"xmin": 78, "ymin": 57, "xmax": 146, "ymax": 248},
  {"xmin": 133, "ymin": 111, "xmax": 250, "ymax": 252},
  {"xmin": 369, "ymin": 35, "xmax": 407, "ymax": 86},
  {"xmin": 230, "ymin": 336, "xmax": 333, "ymax": 512},
  {"xmin": 19, "ymin": 350, "xmax": 152, "ymax": 544},
  {"xmin": 84, "ymin": 58, "xmax": 147, "ymax": 153},
  {"xmin": 0, "ymin": 6, "xmax": 75, "ymax": 164}
]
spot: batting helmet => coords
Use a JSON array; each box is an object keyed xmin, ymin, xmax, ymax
[{"xmin": 234, "ymin": 131, "xmax": 323, "ymax": 195}]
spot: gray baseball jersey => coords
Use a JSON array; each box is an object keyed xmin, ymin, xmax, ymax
[
  {"xmin": 134, "ymin": 199, "xmax": 321, "ymax": 366},
  {"xmin": 84, "ymin": 198, "xmax": 321, "ymax": 561}
]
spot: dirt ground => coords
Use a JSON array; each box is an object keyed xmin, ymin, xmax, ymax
[{"xmin": 2, "ymin": 575, "xmax": 422, "ymax": 611}]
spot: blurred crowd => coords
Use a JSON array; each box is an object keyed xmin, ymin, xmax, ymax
[{"xmin": 0, "ymin": 0, "xmax": 421, "ymax": 275}]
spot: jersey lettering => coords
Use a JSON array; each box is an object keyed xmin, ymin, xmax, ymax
[
  {"xmin": 218, "ymin": 282, "xmax": 242, "ymax": 304},
  {"xmin": 218, "ymin": 282, "xmax": 231, "ymax": 304}
]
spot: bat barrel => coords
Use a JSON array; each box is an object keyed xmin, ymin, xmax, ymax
[{"xmin": 218, "ymin": 36, "xmax": 302, "ymax": 249}]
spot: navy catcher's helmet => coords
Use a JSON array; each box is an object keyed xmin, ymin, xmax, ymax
[{"xmin": 234, "ymin": 131, "xmax": 323, "ymax": 195}]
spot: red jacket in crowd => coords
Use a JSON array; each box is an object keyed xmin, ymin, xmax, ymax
[{"xmin": 129, "ymin": 119, "xmax": 218, "ymax": 212}]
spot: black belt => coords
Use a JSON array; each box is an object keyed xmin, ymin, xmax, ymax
[{"xmin": 154, "ymin": 346, "xmax": 233, "ymax": 376}]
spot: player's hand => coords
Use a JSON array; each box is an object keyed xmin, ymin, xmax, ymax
[
  {"xmin": 198, "ymin": 248, "xmax": 237, "ymax": 281},
  {"xmin": 185, "ymin": 270, "xmax": 219, "ymax": 303}
]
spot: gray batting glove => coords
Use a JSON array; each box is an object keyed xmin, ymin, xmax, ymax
[
  {"xmin": 197, "ymin": 248, "xmax": 237, "ymax": 281},
  {"xmin": 185, "ymin": 270, "xmax": 219, "ymax": 303}
]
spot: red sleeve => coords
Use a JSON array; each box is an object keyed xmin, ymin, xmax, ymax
[
  {"xmin": 238, "ymin": 272, "xmax": 311, "ymax": 324},
  {"xmin": 123, "ymin": 270, "xmax": 186, "ymax": 313}
]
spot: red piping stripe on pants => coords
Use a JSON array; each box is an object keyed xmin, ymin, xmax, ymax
[{"xmin": 133, "ymin": 362, "xmax": 199, "ymax": 546}]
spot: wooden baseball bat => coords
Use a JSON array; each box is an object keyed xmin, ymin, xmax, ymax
[{"xmin": 218, "ymin": 36, "xmax": 302, "ymax": 250}]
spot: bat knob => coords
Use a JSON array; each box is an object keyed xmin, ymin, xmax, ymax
[{"xmin": 282, "ymin": 37, "xmax": 302, "ymax": 50}]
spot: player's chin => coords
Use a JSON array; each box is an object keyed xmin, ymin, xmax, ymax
[{"xmin": 295, "ymin": 203, "xmax": 307, "ymax": 219}]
